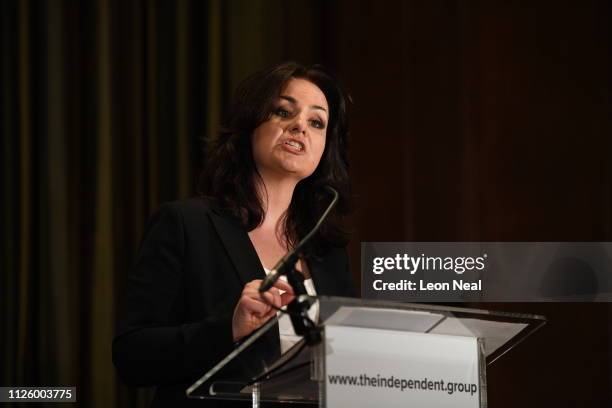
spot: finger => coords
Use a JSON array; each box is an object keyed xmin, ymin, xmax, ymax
[
  {"xmin": 262, "ymin": 291, "xmax": 277, "ymax": 307},
  {"xmin": 254, "ymin": 306, "xmax": 278, "ymax": 323},
  {"xmin": 272, "ymin": 279, "xmax": 294, "ymax": 294},
  {"xmin": 270, "ymin": 288, "xmax": 282, "ymax": 309},
  {"xmin": 244, "ymin": 288, "xmax": 275, "ymax": 305},
  {"xmin": 258, "ymin": 287, "xmax": 282, "ymax": 309},
  {"xmin": 245, "ymin": 279, "xmax": 263, "ymax": 290},
  {"xmin": 262, "ymin": 310, "xmax": 277, "ymax": 321},
  {"xmin": 280, "ymin": 292, "xmax": 295, "ymax": 306},
  {"xmin": 260, "ymin": 287, "xmax": 280, "ymax": 297},
  {"xmin": 253, "ymin": 291, "xmax": 277, "ymax": 309},
  {"xmin": 241, "ymin": 296, "xmax": 271, "ymax": 316}
]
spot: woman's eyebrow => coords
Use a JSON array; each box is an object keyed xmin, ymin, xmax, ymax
[{"xmin": 280, "ymin": 95, "xmax": 328, "ymax": 114}]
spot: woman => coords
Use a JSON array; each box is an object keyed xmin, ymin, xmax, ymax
[{"xmin": 112, "ymin": 62, "xmax": 355, "ymax": 407}]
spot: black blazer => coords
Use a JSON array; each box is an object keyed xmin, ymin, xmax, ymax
[{"xmin": 112, "ymin": 198, "xmax": 355, "ymax": 407}]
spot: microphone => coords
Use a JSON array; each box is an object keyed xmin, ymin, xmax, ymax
[{"xmin": 259, "ymin": 186, "xmax": 339, "ymax": 293}]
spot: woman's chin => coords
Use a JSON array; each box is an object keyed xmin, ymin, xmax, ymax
[
  {"xmin": 276, "ymin": 167, "xmax": 312, "ymax": 181},
  {"xmin": 273, "ymin": 161, "xmax": 311, "ymax": 178},
  {"xmin": 258, "ymin": 159, "xmax": 315, "ymax": 181}
]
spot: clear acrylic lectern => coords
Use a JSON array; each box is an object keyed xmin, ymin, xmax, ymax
[{"xmin": 186, "ymin": 297, "xmax": 545, "ymax": 407}]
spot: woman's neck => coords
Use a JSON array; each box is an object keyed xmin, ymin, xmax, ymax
[{"xmin": 255, "ymin": 173, "xmax": 298, "ymax": 233}]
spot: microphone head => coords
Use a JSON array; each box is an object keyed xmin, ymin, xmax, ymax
[{"xmin": 259, "ymin": 252, "xmax": 300, "ymax": 293}]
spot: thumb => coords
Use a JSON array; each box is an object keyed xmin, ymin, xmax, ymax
[{"xmin": 280, "ymin": 292, "xmax": 295, "ymax": 306}]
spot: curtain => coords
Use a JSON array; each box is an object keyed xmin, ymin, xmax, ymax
[{"xmin": 1, "ymin": 0, "xmax": 327, "ymax": 406}]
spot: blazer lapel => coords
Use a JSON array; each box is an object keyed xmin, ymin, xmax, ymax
[
  {"xmin": 207, "ymin": 203, "xmax": 339, "ymax": 296},
  {"xmin": 208, "ymin": 209, "xmax": 265, "ymax": 286}
]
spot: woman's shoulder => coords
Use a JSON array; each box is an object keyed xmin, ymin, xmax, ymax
[
  {"xmin": 152, "ymin": 197, "xmax": 245, "ymax": 235},
  {"xmin": 154, "ymin": 196, "xmax": 220, "ymax": 219}
]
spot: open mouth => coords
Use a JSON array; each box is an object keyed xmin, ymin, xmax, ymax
[{"xmin": 284, "ymin": 140, "xmax": 304, "ymax": 151}]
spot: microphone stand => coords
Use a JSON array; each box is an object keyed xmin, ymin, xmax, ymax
[
  {"xmin": 259, "ymin": 186, "xmax": 338, "ymax": 346},
  {"xmin": 285, "ymin": 266, "xmax": 321, "ymax": 346}
]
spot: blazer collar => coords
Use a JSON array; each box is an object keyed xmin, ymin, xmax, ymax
[
  {"xmin": 207, "ymin": 200, "xmax": 334, "ymax": 294},
  {"xmin": 206, "ymin": 201, "xmax": 282, "ymax": 359},
  {"xmin": 208, "ymin": 207, "xmax": 266, "ymax": 286}
]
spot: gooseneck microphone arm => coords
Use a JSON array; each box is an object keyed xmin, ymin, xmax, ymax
[
  {"xmin": 258, "ymin": 186, "xmax": 339, "ymax": 293},
  {"xmin": 258, "ymin": 186, "xmax": 339, "ymax": 346}
]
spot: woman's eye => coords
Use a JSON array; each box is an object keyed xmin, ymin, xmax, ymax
[
  {"xmin": 310, "ymin": 119, "xmax": 326, "ymax": 129},
  {"xmin": 274, "ymin": 107, "xmax": 290, "ymax": 118}
]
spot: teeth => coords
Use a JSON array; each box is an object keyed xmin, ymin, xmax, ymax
[{"xmin": 285, "ymin": 140, "xmax": 304, "ymax": 151}]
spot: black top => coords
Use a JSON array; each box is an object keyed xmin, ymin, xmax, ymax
[{"xmin": 112, "ymin": 198, "xmax": 355, "ymax": 407}]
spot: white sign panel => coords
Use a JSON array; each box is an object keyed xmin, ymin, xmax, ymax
[{"xmin": 325, "ymin": 325, "xmax": 480, "ymax": 408}]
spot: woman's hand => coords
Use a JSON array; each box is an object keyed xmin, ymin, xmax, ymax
[{"xmin": 232, "ymin": 279, "xmax": 295, "ymax": 342}]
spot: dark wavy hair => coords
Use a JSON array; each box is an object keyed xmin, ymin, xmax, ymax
[{"xmin": 198, "ymin": 61, "xmax": 351, "ymax": 255}]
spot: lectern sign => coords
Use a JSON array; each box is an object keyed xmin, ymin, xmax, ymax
[{"xmin": 324, "ymin": 325, "xmax": 480, "ymax": 408}]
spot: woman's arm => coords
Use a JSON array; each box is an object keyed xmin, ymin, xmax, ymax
[{"xmin": 112, "ymin": 203, "xmax": 235, "ymax": 387}]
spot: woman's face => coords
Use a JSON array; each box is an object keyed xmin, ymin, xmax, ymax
[{"xmin": 252, "ymin": 78, "xmax": 329, "ymax": 182}]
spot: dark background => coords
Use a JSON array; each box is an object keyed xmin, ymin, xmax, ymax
[{"xmin": 2, "ymin": 0, "xmax": 611, "ymax": 407}]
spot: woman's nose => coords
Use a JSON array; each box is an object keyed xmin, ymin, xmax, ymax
[{"xmin": 289, "ymin": 115, "xmax": 307, "ymax": 134}]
